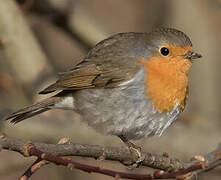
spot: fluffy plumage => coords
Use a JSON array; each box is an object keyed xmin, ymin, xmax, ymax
[{"xmin": 5, "ymin": 28, "xmax": 201, "ymax": 140}]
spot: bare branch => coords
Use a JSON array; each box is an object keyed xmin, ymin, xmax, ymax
[
  {"xmin": 16, "ymin": 142, "xmax": 204, "ymax": 180},
  {"xmin": 18, "ymin": 138, "xmax": 70, "ymax": 180},
  {"xmin": 18, "ymin": 158, "xmax": 48, "ymax": 180},
  {"xmin": 0, "ymin": 132, "xmax": 183, "ymax": 171},
  {"xmin": 186, "ymin": 143, "xmax": 221, "ymax": 177},
  {"xmin": 0, "ymin": 132, "xmax": 220, "ymax": 179}
]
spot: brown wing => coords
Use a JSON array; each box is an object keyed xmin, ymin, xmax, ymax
[
  {"xmin": 39, "ymin": 33, "xmax": 142, "ymax": 94},
  {"xmin": 39, "ymin": 56, "xmax": 140, "ymax": 94}
]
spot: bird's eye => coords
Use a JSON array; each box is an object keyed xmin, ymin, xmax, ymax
[{"xmin": 160, "ymin": 47, "xmax": 170, "ymax": 56}]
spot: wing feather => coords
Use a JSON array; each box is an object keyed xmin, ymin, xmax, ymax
[{"xmin": 39, "ymin": 33, "xmax": 142, "ymax": 94}]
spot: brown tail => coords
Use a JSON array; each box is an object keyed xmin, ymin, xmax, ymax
[{"xmin": 5, "ymin": 96, "xmax": 61, "ymax": 124}]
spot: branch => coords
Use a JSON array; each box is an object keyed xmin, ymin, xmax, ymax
[
  {"xmin": 18, "ymin": 158, "xmax": 48, "ymax": 180},
  {"xmin": 0, "ymin": 133, "xmax": 184, "ymax": 171},
  {"xmin": 13, "ymin": 142, "xmax": 204, "ymax": 180},
  {"xmin": 185, "ymin": 143, "xmax": 221, "ymax": 177},
  {"xmin": 18, "ymin": 138, "xmax": 69, "ymax": 180},
  {"xmin": 0, "ymin": 132, "xmax": 220, "ymax": 180}
]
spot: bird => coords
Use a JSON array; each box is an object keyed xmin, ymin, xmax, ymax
[{"xmin": 5, "ymin": 27, "xmax": 202, "ymax": 164}]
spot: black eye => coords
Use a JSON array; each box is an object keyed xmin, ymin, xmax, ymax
[{"xmin": 160, "ymin": 47, "xmax": 169, "ymax": 56}]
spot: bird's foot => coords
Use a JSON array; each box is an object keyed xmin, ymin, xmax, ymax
[
  {"xmin": 127, "ymin": 142, "xmax": 145, "ymax": 168},
  {"xmin": 118, "ymin": 135, "xmax": 145, "ymax": 168}
]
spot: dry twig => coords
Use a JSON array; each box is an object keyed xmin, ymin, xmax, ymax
[
  {"xmin": 18, "ymin": 137, "xmax": 71, "ymax": 180},
  {"xmin": 0, "ymin": 132, "xmax": 221, "ymax": 179},
  {"xmin": 18, "ymin": 158, "xmax": 48, "ymax": 180}
]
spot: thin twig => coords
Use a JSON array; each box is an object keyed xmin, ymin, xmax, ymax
[
  {"xmin": 0, "ymin": 133, "xmax": 184, "ymax": 171},
  {"xmin": 18, "ymin": 158, "xmax": 48, "ymax": 180},
  {"xmin": 23, "ymin": 143, "xmax": 204, "ymax": 180},
  {"xmin": 18, "ymin": 137, "xmax": 71, "ymax": 180},
  {"xmin": 0, "ymin": 133, "xmax": 221, "ymax": 180}
]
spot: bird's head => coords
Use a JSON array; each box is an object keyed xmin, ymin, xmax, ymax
[
  {"xmin": 138, "ymin": 28, "xmax": 202, "ymax": 112},
  {"xmin": 141, "ymin": 27, "xmax": 202, "ymax": 67}
]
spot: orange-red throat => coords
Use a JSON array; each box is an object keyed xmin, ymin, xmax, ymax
[{"xmin": 138, "ymin": 45, "xmax": 192, "ymax": 113}]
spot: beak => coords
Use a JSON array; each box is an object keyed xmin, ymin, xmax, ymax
[{"xmin": 181, "ymin": 51, "xmax": 202, "ymax": 61}]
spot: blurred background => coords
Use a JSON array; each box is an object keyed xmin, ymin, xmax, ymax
[{"xmin": 0, "ymin": 0, "xmax": 220, "ymax": 179}]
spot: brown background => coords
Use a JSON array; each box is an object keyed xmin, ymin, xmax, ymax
[{"xmin": 0, "ymin": 0, "xmax": 220, "ymax": 179}]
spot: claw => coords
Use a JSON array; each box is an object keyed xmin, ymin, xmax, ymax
[
  {"xmin": 118, "ymin": 135, "xmax": 145, "ymax": 168},
  {"xmin": 128, "ymin": 146, "xmax": 145, "ymax": 168}
]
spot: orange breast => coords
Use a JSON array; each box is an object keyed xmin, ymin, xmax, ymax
[{"xmin": 138, "ymin": 56, "xmax": 191, "ymax": 113}]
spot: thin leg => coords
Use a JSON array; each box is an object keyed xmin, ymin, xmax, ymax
[{"xmin": 118, "ymin": 135, "xmax": 145, "ymax": 166}]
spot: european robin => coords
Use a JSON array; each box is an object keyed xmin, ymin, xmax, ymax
[{"xmin": 5, "ymin": 28, "xmax": 202, "ymax": 163}]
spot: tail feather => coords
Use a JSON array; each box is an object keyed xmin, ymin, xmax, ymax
[
  {"xmin": 5, "ymin": 96, "xmax": 61, "ymax": 124},
  {"xmin": 9, "ymin": 108, "xmax": 49, "ymax": 124}
]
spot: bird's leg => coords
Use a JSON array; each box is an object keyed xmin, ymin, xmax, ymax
[{"xmin": 118, "ymin": 135, "xmax": 145, "ymax": 167}]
